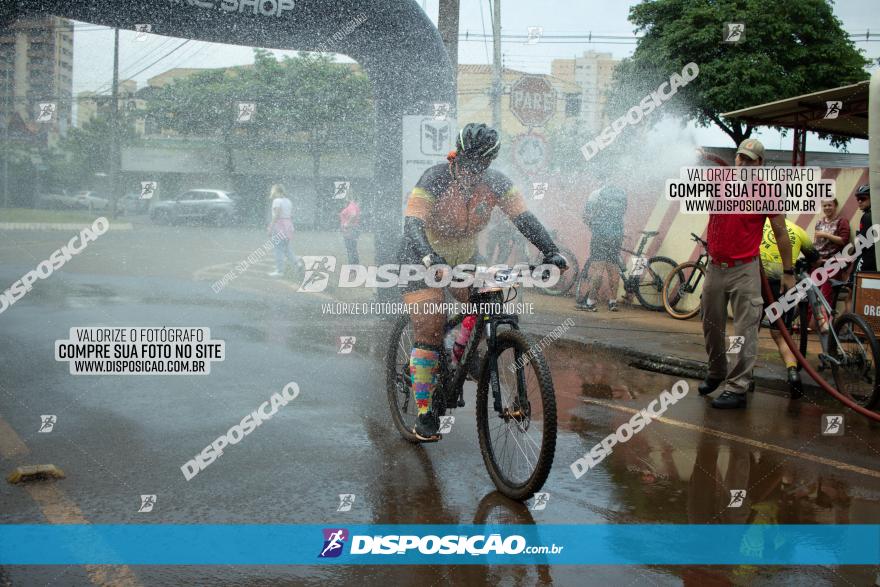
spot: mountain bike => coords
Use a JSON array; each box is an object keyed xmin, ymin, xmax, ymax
[
  {"xmin": 787, "ymin": 258, "xmax": 879, "ymax": 409},
  {"xmin": 484, "ymin": 222, "xmax": 579, "ymax": 297},
  {"xmin": 385, "ymin": 266, "xmax": 557, "ymax": 501},
  {"xmin": 573, "ymin": 230, "xmax": 676, "ymax": 311},
  {"xmin": 663, "ymin": 233, "xmax": 709, "ymax": 320}
]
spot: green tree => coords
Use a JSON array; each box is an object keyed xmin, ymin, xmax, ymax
[
  {"xmin": 56, "ymin": 114, "xmax": 139, "ymax": 188},
  {"xmin": 147, "ymin": 49, "xmax": 374, "ymax": 199},
  {"xmin": 607, "ymin": 0, "xmax": 870, "ymax": 146}
]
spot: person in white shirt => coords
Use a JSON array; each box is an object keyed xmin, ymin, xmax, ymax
[{"xmin": 267, "ymin": 184, "xmax": 301, "ymax": 277}]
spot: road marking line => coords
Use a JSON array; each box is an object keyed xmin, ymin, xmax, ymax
[
  {"xmin": 0, "ymin": 415, "xmax": 141, "ymax": 586},
  {"xmin": 582, "ymin": 397, "xmax": 880, "ymax": 479}
]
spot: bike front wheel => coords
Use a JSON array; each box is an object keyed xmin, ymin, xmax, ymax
[
  {"xmin": 829, "ymin": 313, "xmax": 880, "ymax": 410},
  {"xmin": 634, "ymin": 256, "xmax": 677, "ymax": 311},
  {"xmin": 476, "ymin": 330, "xmax": 557, "ymax": 501},
  {"xmin": 662, "ymin": 261, "xmax": 704, "ymax": 320}
]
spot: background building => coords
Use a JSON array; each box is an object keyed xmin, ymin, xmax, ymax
[
  {"xmin": 0, "ymin": 15, "xmax": 74, "ymax": 147},
  {"xmin": 552, "ymin": 50, "xmax": 619, "ymax": 133}
]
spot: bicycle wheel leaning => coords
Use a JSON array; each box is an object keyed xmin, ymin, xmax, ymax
[
  {"xmin": 662, "ymin": 261, "xmax": 704, "ymax": 320},
  {"xmin": 476, "ymin": 329, "xmax": 557, "ymax": 501},
  {"xmin": 386, "ymin": 315, "xmax": 451, "ymax": 442},
  {"xmin": 829, "ymin": 313, "xmax": 880, "ymax": 410},
  {"xmin": 634, "ymin": 256, "xmax": 677, "ymax": 311},
  {"xmin": 531, "ymin": 247, "xmax": 579, "ymax": 296}
]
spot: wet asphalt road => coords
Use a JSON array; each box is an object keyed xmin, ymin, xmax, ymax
[{"xmin": 0, "ymin": 223, "xmax": 878, "ymax": 586}]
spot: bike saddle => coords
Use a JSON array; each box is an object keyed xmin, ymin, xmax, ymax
[{"xmin": 641, "ymin": 230, "xmax": 659, "ymax": 237}]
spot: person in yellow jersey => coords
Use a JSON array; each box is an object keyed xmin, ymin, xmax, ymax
[{"xmin": 759, "ymin": 217, "xmax": 820, "ymax": 398}]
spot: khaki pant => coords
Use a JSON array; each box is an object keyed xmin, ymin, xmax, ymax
[{"xmin": 701, "ymin": 260, "xmax": 763, "ymax": 394}]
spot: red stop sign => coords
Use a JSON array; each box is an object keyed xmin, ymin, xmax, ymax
[{"xmin": 509, "ymin": 75, "xmax": 557, "ymax": 127}]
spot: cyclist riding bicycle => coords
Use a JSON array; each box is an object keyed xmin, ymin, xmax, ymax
[{"xmin": 399, "ymin": 122, "xmax": 568, "ymax": 441}]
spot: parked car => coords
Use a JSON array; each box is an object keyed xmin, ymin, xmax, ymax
[
  {"xmin": 118, "ymin": 192, "xmax": 150, "ymax": 215},
  {"xmin": 150, "ymin": 189, "xmax": 241, "ymax": 225},
  {"xmin": 72, "ymin": 191, "xmax": 109, "ymax": 211},
  {"xmin": 35, "ymin": 190, "xmax": 78, "ymax": 209}
]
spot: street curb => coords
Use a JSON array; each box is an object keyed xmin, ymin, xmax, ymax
[
  {"xmin": 518, "ymin": 324, "xmax": 824, "ymax": 399},
  {"xmin": 0, "ymin": 222, "xmax": 133, "ymax": 231}
]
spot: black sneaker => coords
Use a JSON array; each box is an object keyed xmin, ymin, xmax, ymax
[
  {"xmin": 413, "ymin": 412, "xmax": 441, "ymax": 442},
  {"xmin": 608, "ymin": 301, "xmax": 619, "ymax": 312},
  {"xmin": 787, "ymin": 367, "xmax": 803, "ymax": 399},
  {"xmin": 698, "ymin": 377, "xmax": 724, "ymax": 396},
  {"xmin": 711, "ymin": 390, "xmax": 747, "ymax": 409},
  {"xmin": 576, "ymin": 302, "xmax": 597, "ymax": 312}
]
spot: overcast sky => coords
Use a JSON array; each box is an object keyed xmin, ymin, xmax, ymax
[{"xmin": 70, "ymin": 0, "xmax": 880, "ymax": 152}]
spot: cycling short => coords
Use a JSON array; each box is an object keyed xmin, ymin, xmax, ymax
[
  {"xmin": 395, "ymin": 245, "xmax": 483, "ymax": 296},
  {"xmin": 762, "ymin": 278, "xmax": 795, "ymax": 331},
  {"xmin": 590, "ymin": 236, "xmax": 623, "ymax": 264}
]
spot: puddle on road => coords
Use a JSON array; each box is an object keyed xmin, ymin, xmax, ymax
[{"xmin": 546, "ymin": 339, "xmax": 880, "ymax": 529}]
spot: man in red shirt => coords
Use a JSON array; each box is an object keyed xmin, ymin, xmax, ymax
[{"xmin": 699, "ymin": 139, "xmax": 794, "ymax": 409}]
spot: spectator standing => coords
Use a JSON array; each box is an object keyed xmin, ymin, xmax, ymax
[
  {"xmin": 759, "ymin": 218, "xmax": 820, "ymax": 399},
  {"xmin": 855, "ymin": 185, "xmax": 876, "ymax": 273},
  {"xmin": 813, "ymin": 197, "xmax": 850, "ymax": 314},
  {"xmin": 576, "ymin": 184, "xmax": 627, "ymax": 312},
  {"xmin": 698, "ymin": 138, "xmax": 794, "ymax": 410},
  {"xmin": 339, "ymin": 191, "xmax": 362, "ymax": 264},
  {"xmin": 267, "ymin": 184, "xmax": 301, "ymax": 277}
]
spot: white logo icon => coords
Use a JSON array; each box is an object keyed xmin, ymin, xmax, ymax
[
  {"xmin": 298, "ymin": 256, "xmax": 336, "ymax": 293},
  {"xmin": 532, "ymin": 182, "xmax": 548, "ymax": 200},
  {"xmin": 631, "ymin": 257, "xmax": 648, "ymax": 277},
  {"xmin": 723, "ymin": 23, "xmax": 745, "ymax": 43},
  {"xmin": 333, "ymin": 181, "xmax": 350, "ymax": 200},
  {"xmin": 138, "ymin": 494, "xmax": 157, "ymax": 512},
  {"xmin": 822, "ymin": 414, "xmax": 844, "ymax": 436},
  {"xmin": 438, "ymin": 415, "xmax": 455, "ymax": 434},
  {"xmin": 432, "ymin": 102, "xmax": 450, "ymax": 121},
  {"xmin": 140, "ymin": 181, "xmax": 157, "ymax": 200},
  {"xmin": 134, "ymin": 24, "xmax": 152, "ymax": 41},
  {"xmin": 237, "ymin": 102, "xmax": 256, "ymax": 123},
  {"xmin": 527, "ymin": 26, "xmax": 543, "ymax": 45},
  {"xmin": 338, "ymin": 336, "xmax": 356, "ymax": 354},
  {"xmin": 728, "ymin": 489, "xmax": 746, "ymax": 508},
  {"xmin": 36, "ymin": 102, "xmax": 57, "ymax": 122},
  {"xmin": 38, "ymin": 415, "xmax": 56, "ymax": 433},
  {"xmin": 337, "ymin": 493, "xmax": 355, "ymax": 512},
  {"xmin": 824, "ymin": 101, "xmax": 842, "ymax": 119},
  {"xmin": 531, "ymin": 492, "xmax": 549, "ymax": 510},
  {"xmin": 727, "ymin": 336, "xmax": 745, "ymax": 354}
]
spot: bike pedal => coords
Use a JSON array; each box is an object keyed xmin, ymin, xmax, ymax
[{"xmin": 457, "ymin": 399, "xmax": 466, "ymax": 408}]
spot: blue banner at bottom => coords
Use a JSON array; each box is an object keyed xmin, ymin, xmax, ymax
[{"xmin": 0, "ymin": 524, "xmax": 877, "ymax": 565}]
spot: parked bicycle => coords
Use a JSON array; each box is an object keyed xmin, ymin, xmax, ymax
[
  {"xmin": 484, "ymin": 222, "xmax": 579, "ymax": 297},
  {"xmin": 573, "ymin": 230, "xmax": 676, "ymax": 311},
  {"xmin": 787, "ymin": 258, "xmax": 879, "ymax": 409},
  {"xmin": 662, "ymin": 233, "xmax": 709, "ymax": 320},
  {"xmin": 385, "ymin": 266, "xmax": 557, "ymax": 500}
]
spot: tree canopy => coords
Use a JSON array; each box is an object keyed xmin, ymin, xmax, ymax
[{"xmin": 607, "ymin": 0, "xmax": 870, "ymax": 146}]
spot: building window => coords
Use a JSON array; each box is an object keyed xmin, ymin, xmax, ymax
[{"xmin": 565, "ymin": 94, "xmax": 581, "ymax": 117}]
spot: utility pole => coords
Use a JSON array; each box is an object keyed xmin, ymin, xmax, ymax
[
  {"xmin": 3, "ymin": 55, "xmax": 9, "ymax": 209},
  {"xmin": 437, "ymin": 0, "xmax": 459, "ymax": 112},
  {"xmin": 491, "ymin": 0, "xmax": 502, "ymax": 134},
  {"xmin": 108, "ymin": 27, "xmax": 120, "ymax": 218}
]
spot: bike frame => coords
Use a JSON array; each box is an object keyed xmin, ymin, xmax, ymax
[{"xmin": 440, "ymin": 297, "xmax": 522, "ymax": 413}]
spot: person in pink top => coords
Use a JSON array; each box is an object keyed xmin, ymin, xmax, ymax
[
  {"xmin": 339, "ymin": 191, "xmax": 361, "ymax": 264},
  {"xmin": 267, "ymin": 184, "xmax": 301, "ymax": 277}
]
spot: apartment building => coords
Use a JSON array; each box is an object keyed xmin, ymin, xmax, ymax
[
  {"xmin": 0, "ymin": 15, "xmax": 74, "ymax": 147},
  {"xmin": 551, "ymin": 50, "xmax": 619, "ymax": 134}
]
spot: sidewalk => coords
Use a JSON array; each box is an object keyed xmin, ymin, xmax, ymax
[{"xmin": 518, "ymin": 291, "xmax": 823, "ymax": 397}]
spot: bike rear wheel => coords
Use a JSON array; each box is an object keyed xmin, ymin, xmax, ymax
[
  {"xmin": 829, "ymin": 313, "xmax": 880, "ymax": 410},
  {"xmin": 662, "ymin": 261, "xmax": 704, "ymax": 320},
  {"xmin": 634, "ymin": 256, "xmax": 677, "ymax": 311},
  {"xmin": 476, "ymin": 329, "xmax": 557, "ymax": 501}
]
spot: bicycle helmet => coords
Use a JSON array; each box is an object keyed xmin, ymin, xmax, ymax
[
  {"xmin": 455, "ymin": 123, "xmax": 501, "ymax": 170},
  {"xmin": 856, "ymin": 184, "xmax": 870, "ymax": 199}
]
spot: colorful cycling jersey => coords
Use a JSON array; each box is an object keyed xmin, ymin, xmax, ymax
[
  {"xmin": 405, "ymin": 162, "xmax": 527, "ymax": 266},
  {"xmin": 760, "ymin": 218, "xmax": 815, "ymax": 279}
]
